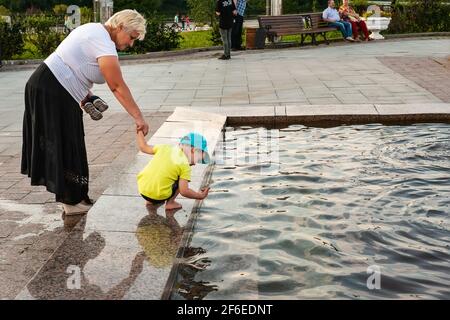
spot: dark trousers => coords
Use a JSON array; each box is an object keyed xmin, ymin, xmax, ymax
[
  {"xmin": 219, "ymin": 28, "xmax": 232, "ymax": 57},
  {"xmin": 231, "ymin": 15, "xmax": 244, "ymax": 49}
]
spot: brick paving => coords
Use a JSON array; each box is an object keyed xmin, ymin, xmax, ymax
[
  {"xmin": 379, "ymin": 56, "xmax": 450, "ymax": 103},
  {"xmin": 0, "ymin": 111, "xmax": 169, "ymax": 299}
]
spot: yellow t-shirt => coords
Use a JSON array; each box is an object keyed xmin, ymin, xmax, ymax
[{"xmin": 137, "ymin": 144, "xmax": 191, "ymax": 200}]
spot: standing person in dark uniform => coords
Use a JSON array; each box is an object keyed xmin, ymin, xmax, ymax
[
  {"xmin": 231, "ymin": 0, "xmax": 247, "ymax": 51},
  {"xmin": 216, "ymin": 0, "xmax": 237, "ymax": 60}
]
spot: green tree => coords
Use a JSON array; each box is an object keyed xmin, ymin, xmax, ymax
[
  {"xmin": 245, "ymin": 0, "xmax": 266, "ymax": 15},
  {"xmin": 186, "ymin": 0, "xmax": 220, "ymax": 45},
  {"xmin": 160, "ymin": 0, "xmax": 188, "ymax": 18},
  {"xmin": 0, "ymin": 1, "xmax": 91, "ymax": 12},
  {"xmin": 80, "ymin": 6, "xmax": 92, "ymax": 24},
  {"xmin": 186, "ymin": 0, "xmax": 216, "ymax": 26},
  {"xmin": 0, "ymin": 19, "xmax": 23, "ymax": 59},
  {"xmin": 114, "ymin": 0, "xmax": 162, "ymax": 15},
  {"xmin": 22, "ymin": 15, "xmax": 66, "ymax": 57},
  {"xmin": 312, "ymin": 0, "xmax": 319, "ymax": 12},
  {"xmin": 0, "ymin": 4, "xmax": 11, "ymax": 15},
  {"xmin": 126, "ymin": 17, "xmax": 180, "ymax": 53},
  {"xmin": 53, "ymin": 4, "xmax": 67, "ymax": 16},
  {"xmin": 388, "ymin": 0, "xmax": 450, "ymax": 33}
]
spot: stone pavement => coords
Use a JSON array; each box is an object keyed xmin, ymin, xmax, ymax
[
  {"xmin": 0, "ymin": 111, "xmax": 169, "ymax": 299},
  {"xmin": 0, "ymin": 37, "xmax": 449, "ymax": 299},
  {"xmin": 379, "ymin": 56, "xmax": 450, "ymax": 103},
  {"xmin": 99, "ymin": 39, "xmax": 448, "ymax": 109}
]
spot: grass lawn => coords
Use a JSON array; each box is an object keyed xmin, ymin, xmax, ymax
[
  {"xmin": 177, "ymin": 29, "xmax": 343, "ymax": 51},
  {"xmin": 178, "ymin": 30, "xmax": 214, "ymax": 50},
  {"xmin": 281, "ymin": 30, "xmax": 343, "ymax": 43}
]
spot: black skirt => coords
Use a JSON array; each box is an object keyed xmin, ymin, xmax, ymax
[{"xmin": 21, "ymin": 63, "xmax": 90, "ymax": 205}]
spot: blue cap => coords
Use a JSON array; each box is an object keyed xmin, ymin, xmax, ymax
[{"xmin": 180, "ymin": 132, "xmax": 210, "ymax": 164}]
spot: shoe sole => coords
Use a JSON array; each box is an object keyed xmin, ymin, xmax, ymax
[
  {"xmin": 93, "ymin": 99, "xmax": 109, "ymax": 112},
  {"xmin": 83, "ymin": 102, "xmax": 103, "ymax": 120},
  {"xmin": 63, "ymin": 203, "xmax": 91, "ymax": 215},
  {"xmin": 63, "ymin": 210, "xmax": 88, "ymax": 216}
]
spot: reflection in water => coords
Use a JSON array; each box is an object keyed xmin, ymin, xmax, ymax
[
  {"xmin": 136, "ymin": 205, "xmax": 184, "ymax": 268},
  {"xmin": 24, "ymin": 216, "xmax": 144, "ymax": 299},
  {"xmin": 172, "ymin": 256, "xmax": 219, "ymax": 300},
  {"xmin": 172, "ymin": 246, "xmax": 220, "ymax": 300},
  {"xmin": 171, "ymin": 123, "xmax": 450, "ymax": 299},
  {"xmin": 62, "ymin": 212, "xmax": 86, "ymax": 231},
  {"xmin": 22, "ymin": 206, "xmax": 187, "ymax": 299}
]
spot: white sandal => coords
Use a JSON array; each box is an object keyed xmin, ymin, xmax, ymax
[{"xmin": 63, "ymin": 202, "xmax": 92, "ymax": 216}]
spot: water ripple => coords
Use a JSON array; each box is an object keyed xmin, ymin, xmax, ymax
[{"xmin": 172, "ymin": 123, "xmax": 450, "ymax": 299}]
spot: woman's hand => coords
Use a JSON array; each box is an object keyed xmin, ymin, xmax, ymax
[
  {"xmin": 98, "ymin": 56, "xmax": 148, "ymax": 134},
  {"xmin": 80, "ymin": 94, "xmax": 90, "ymax": 107},
  {"xmin": 135, "ymin": 116, "xmax": 149, "ymax": 136}
]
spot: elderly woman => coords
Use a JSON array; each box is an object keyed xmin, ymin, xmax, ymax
[
  {"xmin": 339, "ymin": 0, "xmax": 371, "ymax": 41},
  {"xmin": 21, "ymin": 10, "xmax": 149, "ymax": 215}
]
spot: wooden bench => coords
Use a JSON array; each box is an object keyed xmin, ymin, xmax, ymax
[{"xmin": 258, "ymin": 12, "xmax": 340, "ymax": 46}]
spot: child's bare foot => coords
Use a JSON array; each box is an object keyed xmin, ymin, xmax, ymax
[
  {"xmin": 165, "ymin": 201, "xmax": 182, "ymax": 210},
  {"xmin": 145, "ymin": 201, "xmax": 163, "ymax": 209}
]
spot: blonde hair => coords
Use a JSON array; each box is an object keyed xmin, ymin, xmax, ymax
[{"xmin": 105, "ymin": 9, "xmax": 146, "ymax": 40}]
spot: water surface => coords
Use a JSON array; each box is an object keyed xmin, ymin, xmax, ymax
[{"xmin": 171, "ymin": 123, "xmax": 450, "ymax": 299}]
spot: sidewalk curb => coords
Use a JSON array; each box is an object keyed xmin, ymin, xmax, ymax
[
  {"xmin": 1, "ymin": 33, "xmax": 449, "ymax": 72},
  {"xmin": 0, "ymin": 46, "xmax": 223, "ymax": 71}
]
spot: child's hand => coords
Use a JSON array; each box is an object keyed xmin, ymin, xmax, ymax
[
  {"xmin": 199, "ymin": 187, "xmax": 210, "ymax": 200},
  {"xmin": 136, "ymin": 130, "xmax": 154, "ymax": 155}
]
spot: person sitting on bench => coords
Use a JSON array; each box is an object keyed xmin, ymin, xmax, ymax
[
  {"xmin": 339, "ymin": 0, "xmax": 372, "ymax": 41},
  {"xmin": 322, "ymin": 0, "xmax": 355, "ymax": 42}
]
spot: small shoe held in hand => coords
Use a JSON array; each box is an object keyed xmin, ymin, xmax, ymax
[{"xmin": 82, "ymin": 102, "xmax": 103, "ymax": 120}]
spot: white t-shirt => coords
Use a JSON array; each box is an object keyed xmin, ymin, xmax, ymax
[{"xmin": 44, "ymin": 23, "xmax": 118, "ymax": 103}]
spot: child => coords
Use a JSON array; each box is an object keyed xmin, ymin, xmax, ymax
[
  {"xmin": 216, "ymin": 0, "xmax": 237, "ymax": 60},
  {"xmin": 136, "ymin": 131, "xmax": 210, "ymax": 210},
  {"xmin": 81, "ymin": 95, "xmax": 109, "ymax": 120}
]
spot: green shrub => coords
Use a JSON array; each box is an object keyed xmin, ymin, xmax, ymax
[
  {"xmin": 127, "ymin": 18, "xmax": 180, "ymax": 53},
  {"xmin": 349, "ymin": 0, "xmax": 369, "ymax": 15},
  {"xmin": 210, "ymin": 22, "xmax": 222, "ymax": 46},
  {"xmin": 22, "ymin": 15, "xmax": 66, "ymax": 58},
  {"xmin": 53, "ymin": 4, "xmax": 68, "ymax": 16},
  {"xmin": 0, "ymin": 19, "xmax": 24, "ymax": 59},
  {"xmin": 0, "ymin": 5, "xmax": 11, "ymax": 16},
  {"xmin": 388, "ymin": 0, "xmax": 450, "ymax": 34},
  {"xmin": 80, "ymin": 6, "xmax": 93, "ymax": 24}
]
